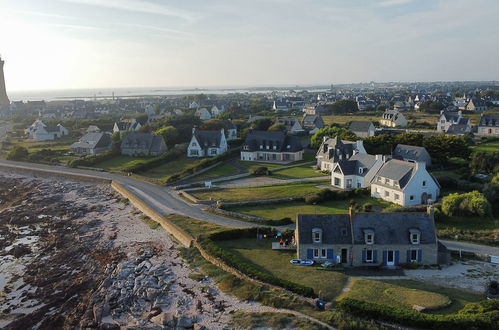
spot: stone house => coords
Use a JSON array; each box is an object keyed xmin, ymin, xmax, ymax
[
  {"xmin": 393, "ymin": 144, "xmax": 432, "ymax": 167},
  {"xmin": 240, "ymin": 130, "xmax": 303, "ymax": 163},
  {"xmin": 466, "ymin": 98, "xmax": 487, "ymax": 112},
  {"xmin": 121, "ymin": 132, "xmax": 167, "ymax": 157},
  {"xmin": 436, "ymin": 110, "xmax": 471, "ymax": 133},
  {"xmin": 187, "ymin": 128, "xmax": 227, "ymax": 158},
  {"xmin": 295, "ymin": 208, "xmax": 440, "ymax": 267},
  {"xmin": 477, "ymin": 114, "xmax": 499, "ymax": 136},
  {"xmin": 349, "ymin": 121, "xmax": 375, "ymax": 138},
  {"xmin": 275, "ymin": 117, "xmax": 304, "ymax": 134},
  {"xmin": 225, "ymin": 120, "xmax": 238, "ymax": 141},
  {"xmin": 380, "ymin": 109, "xmax": 407, "ymax": 127},
  {"xmin": 316, "ymin": 137, "xmax": 366, "ymax": 172},
  {"xmin": 301, "ymin": 114, "xmax": 325, "ymax": 134},
  {"xmin": 370, "ymin": 159, "xmax": 440, "ymax": 206},
  {"xmin": 113, "ymin": 119, "xmax": 142, "ymax": 134},
  {"xmin": 25, "ymin": 120, "xmax": 69, "ymax": 141},
  {"xmin": 331, "ymin": 154, "xmax": 385, "ymax": 189},
  {"xmin": 70, "ymin": 132, "xmax": 112, "ymax": 156}
]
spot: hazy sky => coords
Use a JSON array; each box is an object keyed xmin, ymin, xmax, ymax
[{"xmin": 1, "ymin": 0, "xmax": 498, "ymax": 91}]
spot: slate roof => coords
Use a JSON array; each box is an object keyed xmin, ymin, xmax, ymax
[
  {"xmin": 71, "ymin": 132, "xmax": 111, "ymax": 150},
  {"xmin": 349, "ymin": 121, "xmax": 373, "ymax": 133},
  {"xmin": 297, "ymin": 211, "xmax": 437, "ymax": 245},
  {"xmin": 225, "ymin": 120, "xmax": 236, "ymax": 130},
  {"xmin": 194, "ymin": 129, "xmax": 224, "ymax": 148},
  {"xmin": 242, "ymin": 130, "xmax": 302, "ymax": 152},
  {"xmin": 381, "ymin": 109, "xmax": 402, "ymax": 121},
  {"xmin": 316, "ymin": 137, "xmax": 356, "ymax": 162},
  {"xmin": 121, "ymin": 133, "xmax": 165, "ymax": 153},
  {"xmin": 479, "ymin": 114, "xmax": 499, "ymax": 127},
  {"xmin": 45, "ymin": 125, "xmax": 62, "ymax": 133},
  {"xmin": 446, "ymin": 124, "xmax": 469, "ymax": 135},
  {"xmin": 302, "ymin": 114, "xmax": 325, "ymax": 129},
  {"xmin": 441, "ymin": 111, "xmax": 460, "ymax": 122},
  {"xmin": 393, "ymin": 144, "xmax": 430, "ymax": 162},
  {"xmin": 374, "ymin": 159, "xmax": 415, "ymax": 189},
  {"xmin": 336, "ymin": 153, "xmax": 377, "ymax": 176}
]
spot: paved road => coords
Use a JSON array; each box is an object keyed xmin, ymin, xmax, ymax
[{"xmin": 0, "ymin": 160, "xmax": 497, "ymax": 256}]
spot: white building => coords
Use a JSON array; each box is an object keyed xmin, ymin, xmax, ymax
[
  {"xmin": 331, "ymin": 154, "xmax": 385, "ymax": 189},
  {"xmin": 195, "ymin": 108, "xmax": 212, "ymax": 121},
  {"xmin": 370, "ymin": 159, "xmax": 440, "ymax": 206},
  {"xmin": 187, "ymin": 128, "xmax": 228, "ymax": 157},
  {"xmin": 25, "ymin": 120, "xmax": 69, "ymax": 141},
  {"xmin": 316, "ymin": 137, "xmax": 366, "ymax": 172},
  {"xmin": 436, "ymin": 110, "xmax": 471, "ymax": 134},
  {"xmin": 477, "ymin": 114, "xmax": 499, "ymax": 136},
  {"xmin": 380, "ymin": 110, "xmax": 407, "ymax": 127}
]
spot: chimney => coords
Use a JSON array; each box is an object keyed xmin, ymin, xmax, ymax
[
  {"xmin": 323, "ymin": 136, "xmax": 327, "ymax": 142},
  {"xmin": 192, "ymin": 126, "xmax": 196, "ymax": 134}
]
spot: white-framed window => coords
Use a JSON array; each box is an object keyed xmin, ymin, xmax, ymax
[
  {"xmin": 359, "ymin": 168, "xmax": 364, "ymax": 174},
  {"xmin": 190, "ymin": 149, "xmax": 199, "ymax": 156},
  {"xmin": 312, "ymin": 229, "xmax": 322, "ymax": 243},
  {"xmin": 394, "ymin": 193, "xmax": 400, "ymax": 200},
  {"xmin": 192, "ymin": 142, "xmax": 197, "ymax": 146},
  {"xmin": 366, "ymin": 249, "xmax": 373, "ymax": 262},
  {"xmin": 314, "ymin": 249, "xmax": 319, "ymax": 258},
  {"xmin": 210, "ymin": 149, "xmax": 217, "ymax": 155},
  {"xmin": 411, "ymin": 233, "xmax": 420, "ymax": 244},
  {"xmin": 385, "ymin": 178, "xmax": 390, "ymax": 184},
  {"xmin": 410, "ymin": 249, "xmax": 418, "ymax": 262},
  {"xmin": 365, "ymin": 234, "xmax": 374, "ymax": 244},
  {"xmin": 321, "ymin": 249, "xmax": 327, "ymax": 258},
  {"xmin": 422, "ymin": 180, "xmax": 426, "ymax": 186}
]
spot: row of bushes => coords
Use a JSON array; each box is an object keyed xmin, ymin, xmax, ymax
[
  {"xmin": 337, "ymin": 298, "xmax": 499, "ymax": 330},
  {"xmin": 166, "ymin": 148, "xmax": 241, "ymax": 183},
  {"xmin": 67, "ymin": 150, "xmax": 120, "ymax": 168},
  {"xmin": 199, "ymin": 228, "xmax": 316, "ymax": 298},
  {"xmin": 121, "ymin": 148, "xmax": 183, "ymax": 173},
  {"xmin": 304, "ymin": 188, "xmax": 370, "ymax": 205},
  {"xmin": 442, "ymin": 190, "xmax": 492, "ymax": 217}
]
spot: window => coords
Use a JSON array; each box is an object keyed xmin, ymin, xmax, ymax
[
  {"xmin": 210, "ymin": 149, "xmax": 217, "ymax": 155},
  {"xmin": 312, "ymin": 228, "xmax": 322, "ymax": 243},
  {"xmin": 377, "ymin": 176, "xmax": 381, "ymax": 182},
  {"xmin": 394, "ymin": 193, "xmax": 400, "ymax": 200},
  {"xmin": 375, "ymin": 187, "xmax": 380, "ymax": 193},
  {"xmin": 314, "ymin": 249, "xmax": 319, "ymax": 258},
  {"xmin": 366, "ymin": 250, "xmax": 373, "ymax": 262},
  {"xmin": 259, "ymin": 145, "xmax": 263, "ymax": 149},
  {"xmin": 410, "ymin": 195, "xmax": 414, "ymax": 201},
  {"xmin": 359, "ymin": 168, "xmax": 364, "ymax": 174},
  {"xmin": 192, "ymin": 142, "xmax": 197, "ymax": 146},
  {"xmin": 422, "ymin": 181, "xmax": 426, "ymax": 186},
  {"xmin": 190, "ymin": 149, "xmax": 199, "ymax": 156},
  {"xmin": 321, "ymin": 249, "xmax": 327, "ymax": 258},
  {"xmin": 411, "ymin": 233, "xmax": 420, "ymax": 244},
  {"xmin": 346, "ymin": 179, "xmax": 352, "ymax": 188},
  {"xmin": 334, "ymin": 177, "xmax": 341, "ymax": 186},
  {"xmin": 385, "ymin": 178, "xmax": 390, "ymax": 184},
  {"xmin": 410, "ymin": 249, "xmax": 418, "ymax": 262},
  {"xmin": 341, "ymin": 228, "xmax": 348, "ymax": 236},
  {"xmin": 384, "ymin": 191, "xmax": 390, "ymax": 197}
]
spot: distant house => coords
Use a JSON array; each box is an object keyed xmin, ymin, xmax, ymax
[
  {"xmin": 189, "ymin": 101, "xmax": 200, "ymax": 109},
  {"xmin": 113, "ymin": 119, "xmax": 142, "ymax": 134},
  {"xmin": 87, "ymin": 125, "xmax": 101, "ymax": 133},
  {"xmin": 195, "ymin": 108, "xmax": 212, "ymax": 121},
  {"xmin": 393, "ymin": 144, "xmax": 432, "ymax": 167},
  {"xmin": 225, "ymin": 120, "xmax": 238, "ymax": 141},
  {"xmin": 295, "ymin": 208, "xmax": 441, "ymax": 266},
  {"xmin": 25, "ymin": 120, "xmax": 69, "ymax": 141},
  {"xmin": 187, "ymin": 128, "xmax": 228, "ymax": 157},
  {"xmin": 211, "ymin": 105, "xmax": 225, "ymax": 116},
  {"xmin": 240, "ymin": 130, "xmax": 303, "ymax": 163},
  {"xmin": 466, "ymin": 98, "xmax": 487, "ymax": 112},
  {"xmin": 70, "ymin": 132, "xmax": 112, "ymax": 156},
  {"xmin": 316, "ymin": 137, "xmax": 366, "ymax": 172},
  {"xmin": 331, "ymin": 154, "xmax": 385, "ymax": 189},
  {"xmin": 272, "ymin": 101, "xmax": 289, "ymax": 111},
  {"xmin": 371, "ymin": 159, "xmax": 440, "ymax": 206},
  {"xmin": 349, "ymin": 121, "xmax": 375, "ymax": 138},
  {"xmin": 121, "ymin": 132, "xmax": 167, "ymax": 157},
  {"xmin": 477, "ymin": 114, "xmax": 499, "ymax": 136},
  {"xmin": 301, "ymin": 114, "xmax": 325, "ymax": 134},
  {"xmin": 436, "ymin": 110, "xmax": 471, "ymax": 134},
  {"xmin": 380, "ymin": 110, "xmax": 407, "ymax": 127},
  {"xmin": 275, "ymin": 117, "xmax": 304, "ymax": 134}
]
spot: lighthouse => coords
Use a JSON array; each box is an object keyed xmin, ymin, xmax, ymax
[{"xmin": 0, "ymin": 55, "xmax": 10, "ymax": 108}]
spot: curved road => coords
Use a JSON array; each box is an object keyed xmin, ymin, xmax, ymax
[{"xmin": 0, "ymin": 159, "xmax": 496, "ymax": 256}]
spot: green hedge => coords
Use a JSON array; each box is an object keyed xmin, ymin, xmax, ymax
[
  {"xmin": 68, "ymin": 150, "xmax": 120, "ymax": 168},
  {"xmin": 199, "ymin": 228, "xmax": 316, "ymax": 298},
  {"xmin": 337, "ymin": 298, "xmax": 499, "ymax": 330},
  {"xmin": 122, "ymin": 148, "xmax": 183, "ymax": 173},
  {"xmin": 304, "ymin": 188, "xmax": 370, "ymax": 205}
]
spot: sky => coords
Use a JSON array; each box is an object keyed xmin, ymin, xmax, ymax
[{"xmin": 0, "ymin": 0, "xmax": 498, "ymax": 91}]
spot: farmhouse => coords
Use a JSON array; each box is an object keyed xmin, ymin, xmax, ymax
[
  {"xmin": 331, "ymin": 154, "xmax": 385, "ymax": 189},
  {"xmin": 295, "ymin": 208, "xmax": 441, "ymax": 266},
  {"xmin": 316, "ymin": 137, "xmax": 366, "ymax": 172},
  {"xmin": 25, "ymin": 120, "xmax": 69, "ymax": 142},
  {"xmin": 187, "ymin": 128, "xmax": 227, "ymax": 158},
  {"xmin": 121, "ymin": 132, "xmax": 167, "ymax": 157},
  {"xmin": 240, "ymin": 130, "xmax": 303, "ymax": 163},
  {"xmin": 370, "ymin": 159, "xmax": 440, "ymax": 206},
  {"xmin": 477, "ymin": 114, "xmax": 499, "ymax": 136},
  {"xmin": 436, "ymin": 110, "xmax": 471, "ymax": 134},
  {"xmin": 70, "ymin": 132, "xmax": 112, "ymax": 156},
  {"xmin": 349, "ymin": 121, "xmax": 375, "ymax": 138}
]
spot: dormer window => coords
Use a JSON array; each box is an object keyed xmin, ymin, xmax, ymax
[
  {"xmin": 364, "ymin": 229, "xmax": 374, "ymax": 245},
  {"xmin": 422, "ymin": 181, "xmax": 426, "ymax": 186},
  {"xmin": 409, "ymin": 229, "xmax": 420, "ymax": 244},
  {"xmin": 359, "ymin": 168, "xmax": 364, "ymax": 174},
  {"xmin": 385, "ymin": 178, "xmax": 390, "ymax": 184},
  {"xmin": 260, "ymin": 145, "xmax": 263, "ymax": 149},
  {"xmin": 312, "ymin": 228, "xmax": 322, "ymax": 244}
]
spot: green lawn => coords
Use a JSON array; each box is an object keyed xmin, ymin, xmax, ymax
[
  {"xmin": 341, "ymin": 278, "xmax": 450, "ymax": 311},
  {"xmin": 7, "ymin": 135, "xmax": 77, "ymax": 153},
  {"xmin": 230, "ymin": 197, "xmax": 393, "ymax": 220},
  {"xmin": 237, "ymin": 153, "xmax": 316, "ymax": 171},
  {"xmin": 184, "ymin": 162, "xmax": 240, "ymax": 183},
  {"xmin": 190, "ymin": 181, "xmax": 329, "ymax": 202},
  {"xmin": 380, "ymin": 279, "xmax": 483, "ymax": 315},
  {"xmin": 140, "ymin": 155, "xmax": 193, "ymax": 181},
  {"xmin": 270, "ymin": 165, "xmax": 326, "ymax": 179},
  {"xmin": 95, "ymin": 155, "xmax": 152, "ymax": 171},
  {"xmin": 216, "ymin": 238, "xmax": 348, "ymax": 300},
  {"xmin": 472, "ymin": 139, "xmax": 499, "ymax": 152},
  {"xmin": 436, "ymin": 215, "xmax": 499, "ymax": 231}
]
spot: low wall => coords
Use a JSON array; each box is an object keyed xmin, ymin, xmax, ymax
[
  {"xmin": 223, "ymin": 196, "xmax": 304, "ymax": 208},
  {"xmin": 111, "ymin": 181, "xmax": 194, "ymax": 248},
  {"xmin": 209, "ymin": 207, "xmax": 272, "ymax": 224}
]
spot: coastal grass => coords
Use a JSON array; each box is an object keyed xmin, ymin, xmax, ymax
[
  {"xmin": 95, "ymin": 156, "xmax": 152, "ymax": 171},
  {"xmin": 184, "ymin": 162, "xmax": 240, "ymax": 183},
  {"xmin": 165, "ymin": 213, "xmax": 226, "ymax": 238},
  {"xmin": 140, "ymin": 155, "xmax": 193, "ymax": 181},
  {"xmin": 215, "ymin": 238, "xmax": 348, "ymax": 301},
  {"xmin": 139, "ymin": 215, "xmax": 161, "ymax": 230},
  {"xmin": 190, "ymin": 181, "xmax": 329, "ymax": 202},
  {"xmin": 230, "ymin": 312, "xmax": 323, "ymax": 330},
  {"xmin": 229, "ymin": 197, "xmax": 392, "ymax": 221}
]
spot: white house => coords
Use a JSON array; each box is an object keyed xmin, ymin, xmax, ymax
[
  {"xmin": 25, "ymin": 120, "xmax": 69, "ymax": 141},
  {"xmin": 113, "ymin": 119, "xmax": 142, "ymax": 134},
  {"xmin": 316, "ymin": 137, "xmax": 367, "ymax": 172},
  {"xmin": 225, "ymin": 120, "xmax": 238, "ymax": 141},
  {"xmin": 189, "ymin": 101, "xmax": 200, "ymax": 109},
  {"xmin": 477, "ymin": 114, "xmax": 499, "ymax": 136},
  {"xmin": 211, "ymin": 105, "xmax": 225, "ymax": 116},
  {"xmin": 195, "ymin": 108, "xmax": 212, "ymax": 121},
  {"xmin": 240, "ymin": 130, "xmax": 303, "ymax": 163},
  {"xmin": 349, "ymin": 121, "xmax": 375, "ymax": 138},
  {"xmin": 436, "ymin": 110, "xmax": 471, "ymax": 134},
  {"xmin": 331, "ymin": 154, "xmax": 385, "ymax": 189},
  {"xmin": 187, "ymin": 128, "xmax": 228, "ymax": 157},
  {"xmin": 275, "ymin": 117, "xmax": 305, "ymax": 134},
  {"xmin": 380, "ymin": 110, "xmax": 407, "ymax": 127},
  {"xmin": 370, "ymin": 159, "xmax": 440, "ymax": 206}
]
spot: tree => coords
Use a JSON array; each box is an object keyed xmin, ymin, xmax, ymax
[
  {"xmin": 134, "ymin": 113, "xmax": 149, "ymax": 125},
  {"xmin": 155, "ymin": 126, "xmax": 179, "ymax": 148},
  {"xmin": 422, "ymin": 135, "xmax": 471, "ymax": 163},
  {"xmin": 418, "ymin": 100, "xmax": 445, "ymax": 113},
  {"xmin": 310, "ymin": 127, "xmax": 357, "ymax": 148},
  {"xmin": 441, "ymin": 191, "xmax": 491, "ymax": 217},
  {"xmin": 470, "ymin": 152, "xmax": 499, "ymax": 175},
  {"xmin": 111, "ymin": 132, "xmax": 122, "ymax": 151},
  {"xmin": 328, "ymin": 99, "xmax": 359, "ymax": 114},
  {"xmin": 249, "ymin": 118, "xmax": 273, "ymax": 131},
  {"xmin": 268, "ymin": 123, "xmax": 286, "ymax": 131},
  {"xmin": 6, "ymin": 146, "xmax": 29, "ymax": 161},
  {"xmin": 199, "ymin": 119, "xmax": 225, "ymax": 130}
]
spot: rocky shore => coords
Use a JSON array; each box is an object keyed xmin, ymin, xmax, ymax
[{"xmin": 0, "ymin": 174, "xmax": 268, "ymax": 329}]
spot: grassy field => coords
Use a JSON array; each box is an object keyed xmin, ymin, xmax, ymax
[
  {"xmin": 323, "ymin": 114, "xmax": 381, "ymax": 126},
  {"xmin": 165, "ymin": 213, "xmax": 227, "ymax": 238},
  {"xmin": 341, "ymin": 278, "xmax": 450, "ymax": 311},
  {"xmin": 230, "ymin": 197, "xmax": 393, "ymax": 220},
  {"xmin": 436, "ymin": 214, "xmax": 499, "ymax": 231},
  {"xmin": 140, "ymin": 155, "xmax": 193, "ymax": 181},
  {"xmin": 5, "ymin": 135, "xmax": 78, "ymax": 153},
  {"xmin": 270, "ymin": 165, "xmax": 326, "ymax": 179},
  {"xmin": 184, "ymin": 162, "xmax": 240, "ymax": 183},
  {"xmin": 95, "ymin": 155, "xmax": 152, "ymax": 171},
  {"xmin": 216, "ymin": 238, "xmax": 348, "ymax": 300},
  {"xmin": 190, "ymin": 181, "xmax": 329, "ymax": 202},
  {"xmin": 472, "ymin": 139, "xmax": 499, "ymax": 152}
]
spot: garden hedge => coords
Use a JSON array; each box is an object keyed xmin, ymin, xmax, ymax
[{"xmin": 68, "ymin": 150, "xmax": 120, "ymax": 168}]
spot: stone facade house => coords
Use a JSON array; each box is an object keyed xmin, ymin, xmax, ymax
[
  {"xmin": 380, "ymin": 110, "xmax": 407, "ymax": 127},
  {"xmin": 370, "ymin": 159, "xmax": 440, "ymax": 206},
  {"xmin": 187, "ymin": 128, "xmax": 227, "ymax": 158},
  {"xmin": 466, "ymin": 98, "xmax": 487, "ymax": 112},
  {"xmin": 477, "ymin": 114, "xmax": 499, "ymax": 136},
  {"xmin": 349, "ymin": 121, "xmax": 375, "ymax": 138},
  {"xmin": 295, "ymin": 208, "xmax": 440, "ymax": 267},
  {"xmin": 316, "ymin": 137, "xmax": 366, "ymax": 172},
  {"xmin": 240, "ymin": 130, "xmax": 303, "ymax": 163},
  {"xmin": 70, "ymin": 132, "xmax": 112, "ymax": 156},
  {"xmin": 301, "ymin": 114, "xmax": 325, "ymax": 134},
  {"xmin": 113, "ymin": 119, "xmax": 142, "ymax": 134},
  {"xmin": 331, "ymin": 154, "xmax": 385, "ymax": 189},
  {"xmin": 121, "ymin": 133, "xmax": 167, "ymax": 157},
  {"xmin": 436, "ymin": 110, "xmax": 471, "ymax": 133},
  {"xmin": 275, "ymin": 117, "xmax": 304, "ymax": 134},
  {"xmin": 393, "ymin": 144, "xmax": 432, "ymax": 167}
]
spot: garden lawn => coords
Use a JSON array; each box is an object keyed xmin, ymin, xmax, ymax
[
  {"xmin": 140, "ymin": 155, "xmax": 193, "ymax": 181},
  {"xmin": 230, "ymin": 197, "xmax": 392, "ymax": 220},
  {"xmin": 95, "ymin": 156, "xmax": 152, "ymax": 171},
  {"xmin": 472, "ymin": 139, "xmax": 499, "ymax": 153},
  {"xmin": 216, "ymin": 238, "xmax": 348, "ymax": 301},
  {"xmin": 184, "ymin": 162, "xmax": 240, "ymax": 183},
  {"xmin": 340, "ymin": 278, "xmax": 450, "ymax": 311},
  {"xmin": 190, "ymin": 181, "xmax": 329, "ymax": 202},
  {"xmin": 271, "ymin": 165, "xmax": 326, "ymax": 179}
]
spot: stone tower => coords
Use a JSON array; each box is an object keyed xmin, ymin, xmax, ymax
[{"xmin": 0, "ymin": 56, "xmax": 10, "ymax": 107}]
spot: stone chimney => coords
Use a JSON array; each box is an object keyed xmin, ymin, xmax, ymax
[{"xmin": 192, "ymin": 126, "xmax": 196, "ymax": 134}]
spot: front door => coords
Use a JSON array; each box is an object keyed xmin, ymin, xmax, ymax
[
  {"xmin": 341, "ymin": 248, "xmax": 348, "ymax": 264},
  {"xmin": 387, "ymin": 250, "xmax": 395, "ymax": 266}
]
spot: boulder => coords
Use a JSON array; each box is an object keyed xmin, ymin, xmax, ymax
[{"xmin": 150, "ymin": 312, "xmax": 176, "ymax": 328}]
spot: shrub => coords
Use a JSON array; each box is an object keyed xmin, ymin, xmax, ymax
[
  {"xmin": 68, "ymin": 150, "xmax": 120, "ymax": 168},
  {"xmin": 249, "ymin": 166, "xmax": 269, "ymax": 176},
  {"xmin": 441, "ymin": 191, "xmax": 492, "ymax": 217},
  {"xmin": 122, "ymin": 148, "xmax": 182, "ymax": 173},
  {"xmin": 6, "ymin": 146, "xmax": 29, "ymax": 161},
  {"xmin": 303, "ymin": 188, "xmax": 370, "ymax": 205}
]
